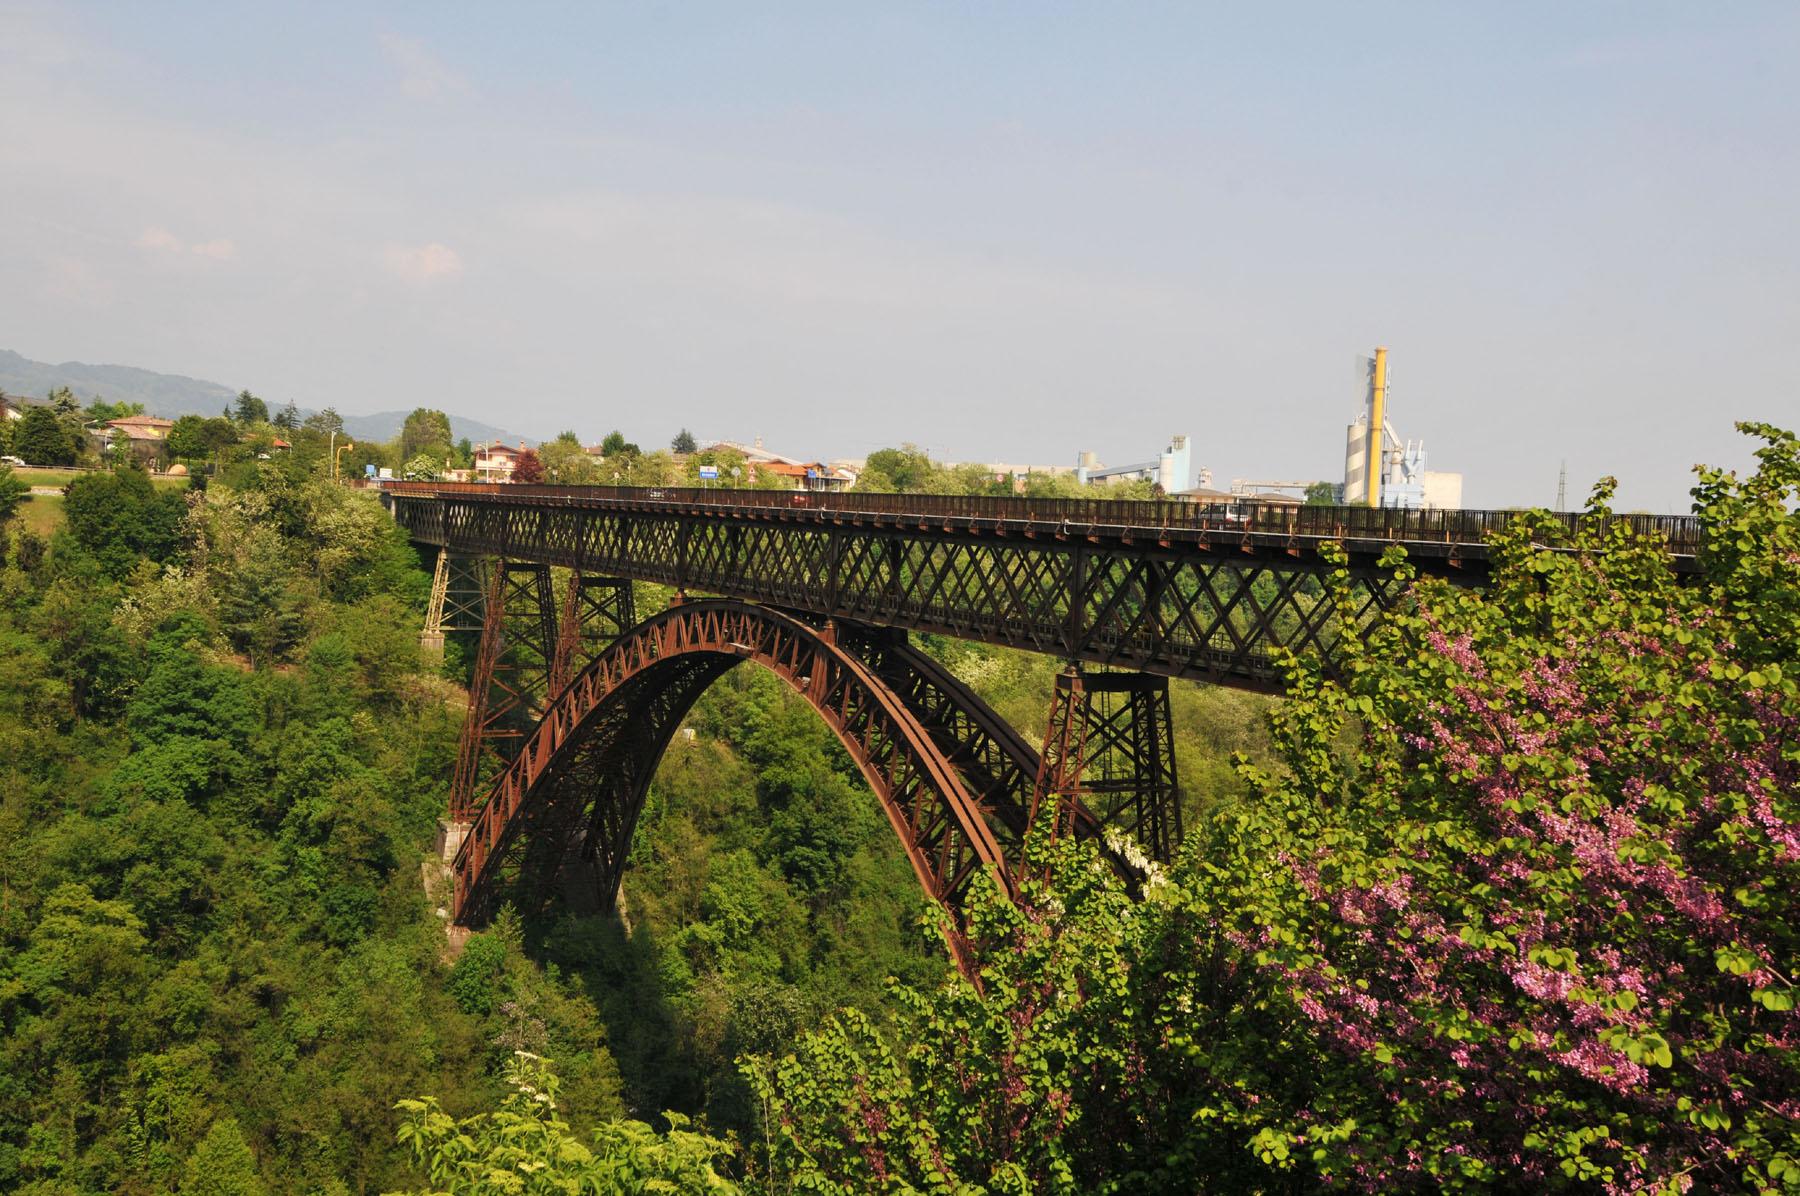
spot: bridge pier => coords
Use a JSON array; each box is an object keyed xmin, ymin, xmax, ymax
[
  {"xmin": 448, "ymin": 563, "xmax": 643, "ymax": 823},
  {"xmin": 449, "ymin": 562, "xmax": 558, "ymax": 821},
  {"xmin": 435, "ymin": 817, "xmax": 471, "ymax": 864},
  {"xmin": 421, "ymin": 550, "xmax": 487, "ymax": 653},
  {"xmin": 1032, "ymin": 667, "xmax": 1183, "ymax": 865}
]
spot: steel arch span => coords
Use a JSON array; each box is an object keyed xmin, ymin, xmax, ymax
[{"xmin": 450, "ymin": 598, "xmax": 1026, "ymax": 959}]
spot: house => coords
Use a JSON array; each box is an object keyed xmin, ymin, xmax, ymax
[
  {"xmin": 705, "ymin": 438, "xmax": 854, "ymax": 492},
  {"xmin": 747, "ymin": 460, "xmax": 854, "ymax": 493},
  {"xmin": 105, "ymin": 414, "xmax": 176, "ymax": 442},
  {"xmin": 474, "ymin": 442, "xmax": 527, "ymax": 483},
  {"xmin": 704, "ymin": 437, "xmax": 791, "ymax": 465},
  {"xmin": 95, "ymin": 414, "xmax": 177, "ymax": 464}
]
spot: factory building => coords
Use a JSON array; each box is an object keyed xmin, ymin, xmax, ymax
[
  {"xmin": 1342, "ymin": 348, "xmax": 1463, "ymax": 510},
  {"xmin": 1076, "ymin": 434, "xmax": 1198, "ymax": 493}
]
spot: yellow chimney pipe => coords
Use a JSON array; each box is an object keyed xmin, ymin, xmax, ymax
[{"xmin": 1366, "ymin": 346, "xmax": 1388, "ymax": 508}]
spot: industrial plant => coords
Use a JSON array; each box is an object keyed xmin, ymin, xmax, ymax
[
  {"xmin": 1342, "ymin": 346, "xmax": 1463, "ymax": 509},
  {"xmin": 1074, "ymin": 433, "xmax": 1199, "ymax": 494}
]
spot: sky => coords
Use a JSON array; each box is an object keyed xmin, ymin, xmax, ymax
[{"xmin": 2, "ymin": 2, "xmax": 1796, "ymax": 511}]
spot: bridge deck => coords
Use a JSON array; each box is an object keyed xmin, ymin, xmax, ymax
[
  {"xmin": 383, "ymin": 481, "xmax": 1703, "ymax": 564},
  {"xmin": 383, "ymin": 482, "xmax": 1702, "ymax": 688}
]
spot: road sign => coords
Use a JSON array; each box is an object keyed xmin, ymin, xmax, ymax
[{"xmin": 698, "ymin": 465, "xmax": 719, "ymax": 480}]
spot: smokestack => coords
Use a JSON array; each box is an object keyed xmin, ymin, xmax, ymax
[{"xmin": 1366, "ymin": 346, "xmax": 1388, "ymax": 509}]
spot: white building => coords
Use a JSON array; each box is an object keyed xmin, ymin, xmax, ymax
[{"xmin": 1076, "ymin": 434, "xmax": 1197, "ymax": 493}]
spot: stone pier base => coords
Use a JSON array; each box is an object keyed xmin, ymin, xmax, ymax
[{"xmin": 424, "ymin": 819, "xmax": 473, "ymax": 959}]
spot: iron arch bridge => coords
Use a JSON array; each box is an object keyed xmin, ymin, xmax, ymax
[{"xmin": 385, "ymin": 482, "xmax": 1702, "ymax": 969}]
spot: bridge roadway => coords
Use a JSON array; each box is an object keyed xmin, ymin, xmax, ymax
[{"xmin": 383, "ymin": 481, "xmax": 1702, "ymax": 691}]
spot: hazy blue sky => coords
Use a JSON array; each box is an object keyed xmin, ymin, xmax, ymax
[{"xmin": 3, "ymin": 2, "xmax": 1796, "ymax": 510}]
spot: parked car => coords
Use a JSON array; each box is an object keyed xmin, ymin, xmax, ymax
[{"xmin": 0, "ymin": 455, "xmax": 25, "ymax": 467}]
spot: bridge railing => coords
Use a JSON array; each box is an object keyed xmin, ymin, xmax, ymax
[{"xmin": 378, "ymin": 481, "xmax": 1705, "ymax": 555}]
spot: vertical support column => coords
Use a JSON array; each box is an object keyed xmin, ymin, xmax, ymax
[
  {"xmin": 548, "ymin": 574, "xmax": 638, "ymax": 696},
  {"xmin": 447, "ymin": 562, "xmax": 559, "ymax": 822},
  {"xmin": 1030, "ymin": 668, "xmax": 1183, "ymax": 864},
  {"xmin": 422, "ymin": 550, "xmax": 450, "ymax": 653},
  {"xmin": 421, "ymin": 551, "xmax": 488, "ymax": 651}
]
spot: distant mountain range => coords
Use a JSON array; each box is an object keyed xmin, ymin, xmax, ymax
[{"xmin": 0, "ymin": 348, "xmax": 530, "ymax": 446}]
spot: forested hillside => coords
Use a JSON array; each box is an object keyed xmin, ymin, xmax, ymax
[
  {"xmin": 0, "ymin": 444, "xmax": 1275, "ymax": 1192},
  {"xmin": 5, "ymin": 429, "xmax": 1790, "ymax": 1194}
]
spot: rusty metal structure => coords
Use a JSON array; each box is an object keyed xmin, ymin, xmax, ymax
[
  {"xmin": 384, "ymin": 482, "xmax": 1705, "ymax": 968},
  {"xmin": 451, "ymin": 599, "xmax": 1015, "ymax": 974},
  {"xmin": 1032, "ymin": 669, "xmax": 1182, "ymax": 863},
  {"xmin": 448, "ymin": 563, "xmax": 558, "ymax": 821},
  {"xmin": 420, "ymin": 550, "xmax": 486, "ymax": 651}
]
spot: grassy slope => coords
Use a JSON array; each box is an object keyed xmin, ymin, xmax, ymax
[
  {"xmin": 13, "ymin": 494, "xmax": 63, "ymax": 537},
  {"xmin": 14, "ymin": 466, "xmax": 189, "ymax": 490}
]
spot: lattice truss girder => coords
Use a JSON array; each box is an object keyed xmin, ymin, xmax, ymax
[{"xmin": 402, "ymin": 497, "xmax": 1401, "ymax": 689}]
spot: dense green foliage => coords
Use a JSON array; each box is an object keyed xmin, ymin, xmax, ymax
[
  {"xmin": 10, "ymin": 403, "xmax": 1785, "ymax": 1193},
  {"xmin": 15, "ymin": 405, "xmax": 77, "ymax": 466},
  {"xmin": 0, "ymin": 465, "xmax": 630, "ymax": 1193},
  {"xmin": 748, "ymin": 425, "xmax": 1800, "ymax": 1193},
  {"xmin": 62, "ymin": 467, "xmax": 186, "ymax": 577},
  {"xmin": 392, "ymin": 1052, "xmax": 736, "ymax": 1194},
  {"xmin": 0, "ymin": 435, "xmax": 1270, "ymax": 1191},
  {"xmin": 0, "ymin": 464, "xmax": 27, "ymax": 521}
]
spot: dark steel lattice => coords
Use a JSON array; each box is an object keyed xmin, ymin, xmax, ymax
[
  {"xmin": 549, "ymin": 574, "xmax": 637, "ymax": 697},
  {"xmin": 1032, "ymin": 669, "xmax": 1182, "ymax": 864},
  {"xmin": 390, "ymin": 489, "xmax": 1425, "ymax": 690},
  {"xmin": 448, "ymin": 562, "xmax": 558, "ymax": 821}
]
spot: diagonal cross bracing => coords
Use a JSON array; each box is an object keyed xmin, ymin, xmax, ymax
[{"xmin": 385, "ymin": 486, "xmax": 1531, "ymax": 689}]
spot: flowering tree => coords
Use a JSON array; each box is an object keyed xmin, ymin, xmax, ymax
[
  {"xmin": 750, "ymin": 424, "xmax": 1800, "ymax": 1193},
  {"xmin": 401, "ymin": 453, "xmax": 441, "ymax": 481}
]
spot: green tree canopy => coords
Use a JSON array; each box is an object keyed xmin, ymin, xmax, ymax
[
  {"xmin": 63, "ymin": 467, "xmax": 187, "ymax": 577},
  {"xmin": 232, "ymin": 390, "xmax": 269, "ymax": 424},
  {"xmin": 539, "ymin": 435, "xmax": 598, "ymax": 485},
  {"xmin": 86, "ymin": 397, "xmax": 146, "ymax": 423},
  {"xmin": 671, "ymin": 428, "xmax": 698, "ymax": 454},
  {"xmin": 0, "ymin": 463, "xmax": 27, "ymax": 521},
  {"xmin": 179, "ymin": 1117, "xmax": 266, "ymax": 1196},
  {"xmin": 302, "ymin": 406, "xmax": 344, "ymax": 438},
  {"xmin": 15, "ymin": 404, "xmax": 77, "ymax": 466},
  {"xmin": 400, "ymin": 452, "xmax": 441, "ymax": 481},
  {"xmin": 399, "ymin": 408, "xmax": 454, "ymax": 460},
  {"xmin": 166, "ymin": 415, "xmax": 240, "ymax": 460},
  {"xmin": 393, "ymin": 1054, "xmax": 737, "ymax": 1195},
  {"xmin": 858, "ymin": 444, "xmax": 942, "ymax": 492}
]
